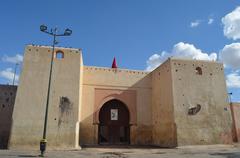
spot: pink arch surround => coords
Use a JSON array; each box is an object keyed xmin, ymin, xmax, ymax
[{"xmin": 93, "ymin": 88, "xmax": 137, "ymax": 125}]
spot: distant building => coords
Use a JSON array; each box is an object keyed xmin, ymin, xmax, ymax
[
  {"xmin": 3, "ymin": 45, "xmax": 239, "ymax": 149},
  {"xmin": 0, "ymin": 85, "xmax": 17, "ymax": 149}
]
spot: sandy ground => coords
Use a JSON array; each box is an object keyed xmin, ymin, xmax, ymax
[{"xmin": 0, "ymin": 144, "xmax": 240, "ymax": 158}]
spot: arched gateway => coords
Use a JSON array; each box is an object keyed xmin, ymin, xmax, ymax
[{"xmin": 98, "ymin": 99, "xmax": 130, "ymax": 145}]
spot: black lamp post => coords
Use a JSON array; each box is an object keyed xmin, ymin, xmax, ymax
[{"xmin": 39, "ymin": 25, "xmax": 72, "ymax": 157}]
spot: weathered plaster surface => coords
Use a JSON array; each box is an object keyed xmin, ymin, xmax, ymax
[
  {"xmin": 151, "ymin": 59, "xmax": 177, "ymax": 147},
  {"xmin": 170, "ymin": 59, "xmax": 233, "ymax": 145},
  {"xmin": 10, "ymin": 45, "xmax": 82, "ymax": 149}
]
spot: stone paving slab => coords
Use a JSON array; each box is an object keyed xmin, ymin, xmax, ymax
[{"xmin": 0, "ymin": 145, "xmax": 240, "ymax": 158}]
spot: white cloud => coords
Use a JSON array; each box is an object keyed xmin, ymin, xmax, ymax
[
  {"xmin": 2, "ymin": 54, "xmax": 23, "ymax": 64},
  {"xmin": 146, "ymin": 51, "xmax": 170, "ymax": 71},
  {"xmin": 220, "ymin": 43, "xmax": 240, "ymax": 69},
  {"xmin": 172, "ymin": 42, "xmax": 217, "ymax": 60},
  {"xmin": 208, "ymin": 18, "xmax": 214, "ymax": 24},
  {"xmin": 222, "ymin": 6, "xmax": 240, "ymax": 40},
  {"xmin": 190, "ymin": 20, "xmax": 201, "ymax": 28},
  {"xmin": 226, "ymin": 72, "xmax": 240, "ymax": 88},
  {"xmin": 0, "ymin": 68, "xmax": 19, "ymax": 84},
  {"xmin": 146, "ymin": 42, "xmax": 217, "ymax": 71}
]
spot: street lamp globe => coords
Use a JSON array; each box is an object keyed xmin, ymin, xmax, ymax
[
  {"xmin": 64, "ymin": 28, "xmax": 72, "ymax": 36},
  {"xmin": 40, "ymin": 25, "xmax": 48, "ymax": 32}
]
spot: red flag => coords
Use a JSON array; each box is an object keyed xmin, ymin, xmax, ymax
[{"xmin": 112, "ymin": 57, "xmax": 118, "ymax": 68}]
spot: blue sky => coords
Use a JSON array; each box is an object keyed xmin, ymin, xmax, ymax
[{"xmin": 0, "ymin": 0, "xmax": 239, "ymax": 101}]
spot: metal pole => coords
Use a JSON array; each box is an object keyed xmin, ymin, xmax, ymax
[
  {"xmin": 40, "ymin": 29, "xmax": 56, "ymax": 157},
  {"xmin": 39, "ymin": 25, "xmax": 72, "ymax": 157},
  {"xmin": 12, "ymin": 63, "xmax": 19, "ymax": 85}
]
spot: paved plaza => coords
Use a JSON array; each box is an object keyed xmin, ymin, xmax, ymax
[{"xmin": 0, "ymin": 144, "xmax": 240, "ymax": 158}]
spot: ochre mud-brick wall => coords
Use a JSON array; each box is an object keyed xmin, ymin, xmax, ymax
[{"xmin": 230, "ymin": 103, "xmax": 240, "ymax": 142}]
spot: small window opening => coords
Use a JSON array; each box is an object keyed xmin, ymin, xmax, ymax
[
  {"xmin": 55, "ymin": 51, "xmax": 64, "ymax": 59},
  {"xmin": 195, "ymin": 67, "xmax": 202, "ymax": 75}
]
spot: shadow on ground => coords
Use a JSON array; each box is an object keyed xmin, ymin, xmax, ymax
[
  {"xmin": 100, "ymin": 152, "xmax": 127, "ymax": 158},
  {"xmin": 209, "ymin": 152, "xmax": 240, "ymax": 158},
  {"xmin": 18, "ymin": 155, "xmax": 39, "ymax": 157}
]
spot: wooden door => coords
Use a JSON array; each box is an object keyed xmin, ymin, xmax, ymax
[{"xmin": 99, "ymin": 99, "xmax": 130, "ymax": 145}]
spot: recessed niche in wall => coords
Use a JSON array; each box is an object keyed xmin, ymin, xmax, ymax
[
  {"xmin": 195, "ymin": 67, "xmax": 202, "ymax": 75},
  {"xmin": 188, "ymin": 104, "xmax": 201, "ymax": 115}
]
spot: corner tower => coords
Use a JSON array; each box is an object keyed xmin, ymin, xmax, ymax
[
  {"xmin": 170, "ymin": 58, "xmax": 232, "ymax": 145},
  {"xmin": 10, "ymin": 45, "xmax": 83, "ymax": 149},
  {"xmin": 151, "ymin": 58, "xmax": 233, "ymax": 147}
]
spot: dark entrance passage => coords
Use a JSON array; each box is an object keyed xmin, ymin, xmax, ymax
[{"xmin": 98, "ymin": 99, "xmax": 130, "ymax": 145}]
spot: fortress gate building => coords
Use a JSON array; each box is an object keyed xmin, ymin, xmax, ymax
[{"xmin": 9, "ymin": 45, "xmax": 234, "ymax": 149}]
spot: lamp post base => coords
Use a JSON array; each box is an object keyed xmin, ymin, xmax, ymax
[{"xmin": 40, "ymin": 139, "xmax": 47, "ymax": 157}]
